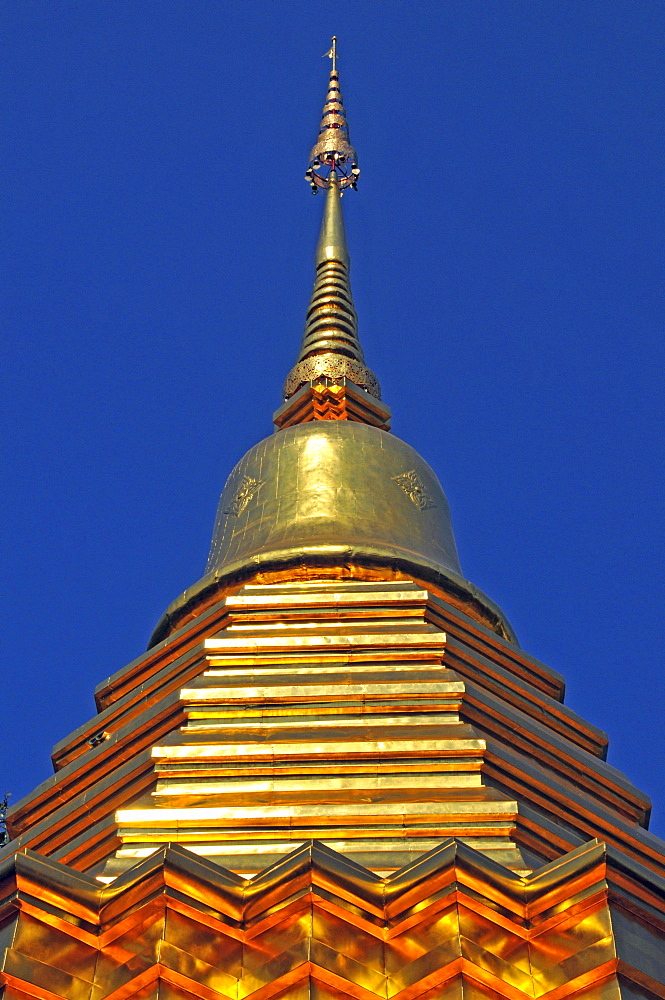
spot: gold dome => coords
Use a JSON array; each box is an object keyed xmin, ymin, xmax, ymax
[
  {"xmin": 150, "ymin": 421, "xmax": 516, "ymax": 645},
  {"xmin": 206, "ymin": 421, "xmax": 461, "ymax": 577}
]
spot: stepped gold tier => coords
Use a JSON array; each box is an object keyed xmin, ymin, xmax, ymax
[
  {"xmin": 3, "ymin": 578, "xmax": 665, "ymax": 999},
  {"xmin": 3, "ymin": 578, "xmax": 661, "ymax": 882},
  {"xmin": 3, "ymin": 38, "xmax": 664, "ymax": 1000}
]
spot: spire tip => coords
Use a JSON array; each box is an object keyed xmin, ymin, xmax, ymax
[
  {"xmin": 305, "ymin": 37, "xmax": 359, "ymax": 193},
  {"xmin": 284, "ymin": 40, "xmax": 379, "ymax": 408},
  {"xmin": 323, "ymin": 36, "xmax": 337, "ymax": 74}
]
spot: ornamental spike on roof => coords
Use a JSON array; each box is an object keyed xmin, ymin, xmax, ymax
[
  {"xmin": 305, "ymin": 36, "xmax": 360, "ymax": 192},
  {"xmin": 283, "ymin": 40, "xmax": 380, "ymax": 404}
]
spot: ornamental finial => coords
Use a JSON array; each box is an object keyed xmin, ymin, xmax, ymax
[
  {"xmin": 324, "ymin": 36, "xmax": 337, "ymax": 73},
  {"xmin": 276, "ymin": 42, "xmax": 386, "ymax": 425},
  {"xmin": 305, "ymin": 37, "xmax": 360, "ymax": 192}
]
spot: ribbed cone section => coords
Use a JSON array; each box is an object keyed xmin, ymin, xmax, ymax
[
  {"xmin": 283, "ymin": 174, "xmax": 380, "ymax": 400},
  {"xmin": 298, "ymin": 257, "xmax": 362, "ymax": 363},
  {"xmin": 320, "ymin": 71, "xmax": 348, "ymax": 133},
  {"xmin": 308, "ymin": 69, "xmax": 358, "ymax": 178}
]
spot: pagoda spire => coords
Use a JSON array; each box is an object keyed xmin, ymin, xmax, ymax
[
  {"xmin": 305, "ymin": 35, "xmax": 359, "ymax": 193},
  {"xmin": 280, "ymin": 39, "xmax": 384, "ymax": 418}
]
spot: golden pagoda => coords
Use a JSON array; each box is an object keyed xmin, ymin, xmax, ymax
[{"xmin": 2, "ymin": 39, "xmax": 665, "ymax": 1000}]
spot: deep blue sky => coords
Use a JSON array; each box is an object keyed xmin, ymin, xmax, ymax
[{"xmin": 2, "ymin": 2, "xmax": 664, "ymax": 837}]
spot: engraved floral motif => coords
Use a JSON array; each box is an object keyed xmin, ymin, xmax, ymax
[
  {"xmin": 392, "ymin": 470, "xmax": 437, "ymax": 511},
  {"xmin": 224, "ymin": 476, "xmax": 265, "ymax": 516},
  {"xmin": 283, "ymin": 353, "xmax": 381, "ymax": 400}
]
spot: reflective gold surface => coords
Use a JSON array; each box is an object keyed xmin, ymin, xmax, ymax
[
  {"xmin": 2, "ymin": 839, "xmax": 665, "ymax": 1000},
  {"xmin": 109, "ymin": 577, "xmax": 535, "ymax": 878},
  {"xmin": 273, "ymin": 378, "xmax": 392, "ymax": 431},
  {"xmin": 288, "ymin": 52, "xmax": 376, "ymax": 399},
  {"xmin": 305, "ymin": 44, "xmax": 359, "ymax": 191},
  {"xmin": 3, "ymin": 578, "xmax": 656, "ymax": 886},
  {"xmin": 204, "ymin": 422, "xmax": 462, "ymax": 582},
  {"xmin": 42, "ymin": 578, "xmax": 632, "ymax": 886},
  {"xmin": 284, "ymin": 174, "xmax": 381, "ymax": 400}
]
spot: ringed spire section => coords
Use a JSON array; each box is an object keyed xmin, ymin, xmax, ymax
[
  {"xmin": 305, "ymin": 36, "xmax": 359, "ymax": 192},
  {"xmin": 282, "ymin": 37, "xmax": 382, "ymax": 410}
]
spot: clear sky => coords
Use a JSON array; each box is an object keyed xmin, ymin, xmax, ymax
[{"xmin": 2, "ymin": 2, "xmax": 664, "ymax": 837}]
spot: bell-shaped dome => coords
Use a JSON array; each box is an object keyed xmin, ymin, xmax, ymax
[
  {"xmin": 206, "ymin": 421, "xmax": 462, "ymax": 579},
  {"xmin": 150, "ymin": 421, "xmax": 515, "ymax": 646}
]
